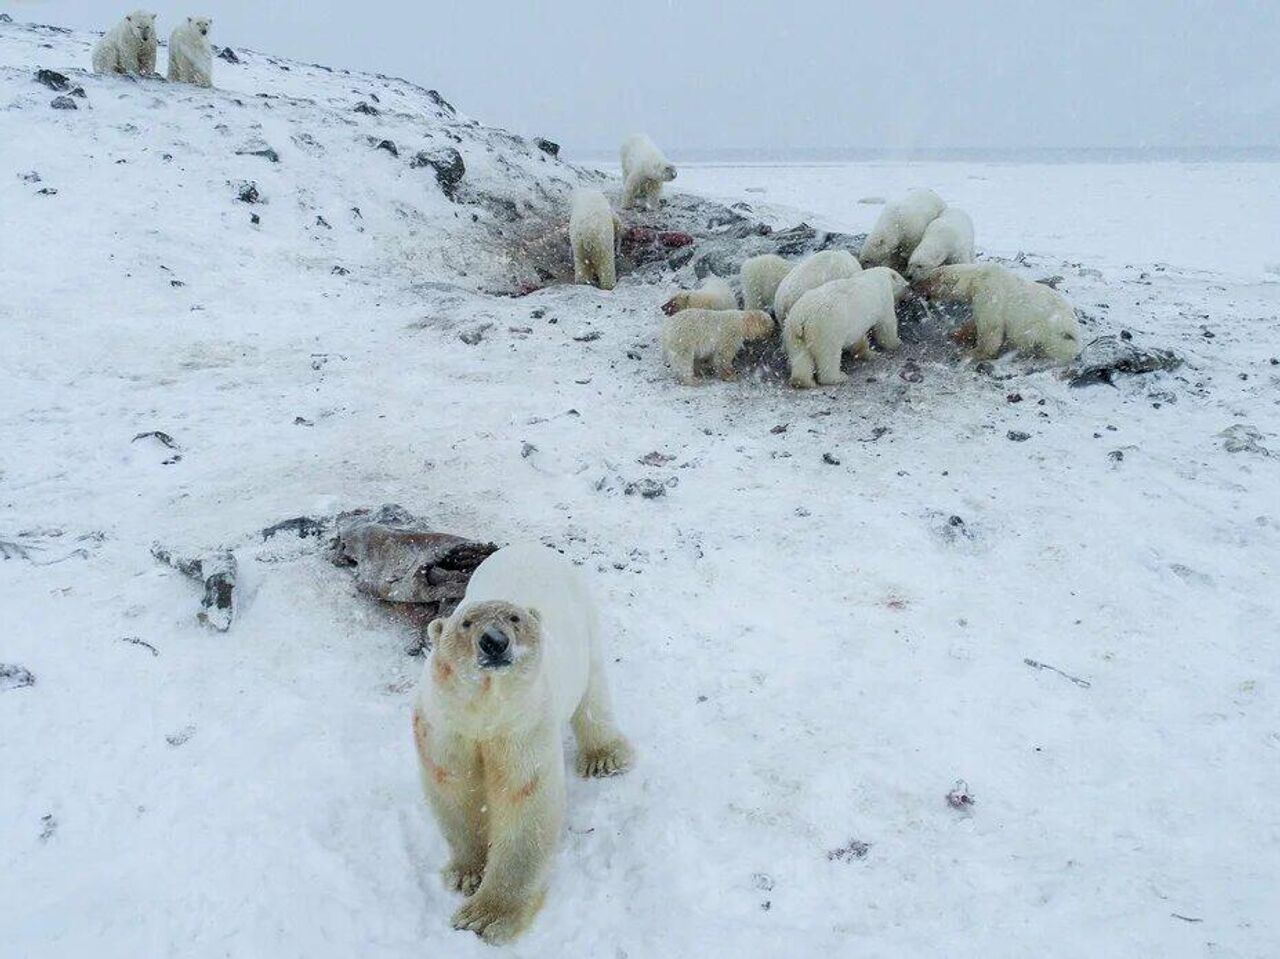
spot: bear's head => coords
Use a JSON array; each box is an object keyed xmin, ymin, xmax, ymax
[
  {"xmin": 188, "ymin": 16, "xmax": 212, "ymax": 37},
  {"xmin": 125, "ymin": 11, "xmax": 157, "ymax": 44},
  {"xmin": 661, "ymin": 291, "xmax": 692, "ymax": 315},
  {"xmin": 427, "ymin": 600, "xmax": 546, "ymax": 702},
  {"xmin": 741, "ymin": 309, "xmax": 774, "ymax": 340},
  {"xmin": 858, "ymin": 233, "xmax": 892, "ymax": 269},
  {"xmin": 661, "ymin": 164, "xmax": 677, "ymax": 183}
]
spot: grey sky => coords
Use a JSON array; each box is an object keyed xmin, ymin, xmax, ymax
[{"xmin": 15, "ymin": 0, "xmax": 1280, "ymax": 154}]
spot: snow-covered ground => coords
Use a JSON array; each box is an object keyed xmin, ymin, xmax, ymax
[{"xmin": 3, "ymin": 19, "xmax": 1280, "ymax": 959}]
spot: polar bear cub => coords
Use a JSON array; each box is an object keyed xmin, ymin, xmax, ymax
[
  {"xmin": 663, "ymin": 308, "xmax": 774, "ymax": 384},
  {"xmin": 772, "ymin": 249, "xmax": 862, "ymax": 323},
  {"xmin": 662, "ymin": 275, "xmax": 736, "ymax": 315},
  {"xmin": 905, "ymin": 208, "xmax": 975, "ymax": 280},
  {"xmin": 860, "ymin": 188, "xmax": 947, "ymax": 271},
  {"xmin": 92, "ymin": 10, "xmax": 159, "ymax": 76},
  {"xmin": 168, "ymin": 16, "xmax": 213, "ymax": 87},
  {"xmin": 569, "ymin": 188, "xmax": 623, "ymax": 290},
  {"xmin": 414, "ymin": 543, "xmax": 633, "ymax": 944},
  {"xmin": 783, "ymin": 267, "xmax": 907, "ymax": 388},
  {"xmin": 917, "ymin": 264, "xmax": 1081, "ymax": 363},
  {"xmin": 621, "ymin": 134, "xmax": 677, "ymax": 211},
  {"xmin": 740, "ymin": 253, "xmax": 791, "ymax": 312}
]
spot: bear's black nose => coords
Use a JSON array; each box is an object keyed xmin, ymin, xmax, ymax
[{"xmin": 478, "ymin": 627, "xmax": 511, "ymax": 665}]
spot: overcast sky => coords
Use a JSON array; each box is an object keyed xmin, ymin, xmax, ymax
[{"xmin": 14, "ymin": 0, "xmax": 1280, "ymax": 155}]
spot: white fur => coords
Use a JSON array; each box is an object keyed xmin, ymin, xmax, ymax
[
  {"xmin": 663, "ymin": 275, "xmax": 736, "ymax": 314},
  {"xmin": 740, "ymin": 253, "xmax": 791, "ymax": 312},
  {"xmin": 860, "ymin": 188, "xmax": 947, "ymax": 270},
  {"xmin": 921, "ymin": 264, "xmax": 1081, "ymax": 363},
  {"xmin": 168, "ymin": 16, "xmax": 213, "ymax": 87},
  {"xmin": 414, "ymin": 544, "xmax": 632, "ymax": 944},
  {"xmin": 620, "ymin": 134, "xmax": 676, "ymax": 211},
  {"xmin": 92, "ymin": 10, "xmax": 158, "ymax": 76},
  {"xmin": 569, "ymin": 189, "xmax": 621, "ymax": 290},
  {"xmin": 772, "ymin": 249, "xmax": 862, "ymax": 322},
  {"xmin": 905, "ymin": 208, "xmax": 975, "ymax": 280},
  {"xmin": 662, "ymin": 308, "xmax": 774, "ymax": 384},
  {"xmin": 783, "ymin": 267, "xmax": 906, "ymax": 388}
]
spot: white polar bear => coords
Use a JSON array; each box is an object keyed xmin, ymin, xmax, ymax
[
  {"xmin": 167, "ymin": 16, "xmax": 213, "ymax": 87},
  {"xmin": 662, "ymin": 307, "xmax": 774, "ymax": 384},
  {"xmin": 740, "ymin": 253, "xmax": 791, "ymax": 313},
  {"xmin": 859, "ymin": 188, "xmax": 947, "ymax": 271},
  {"xmin": 662, "ymin": 275, "xmax": 736, "ymax": 315},
  {"xmin": 414, "ymin": 543, "xmax": 633, "ymax": 944},
  {"xmin": 92, "ymin": 10, "xmax": 159, "ymax": 76},
  {"xmin": 917, "ymin": 264, "xmax": 1081, "ymax": 363},
  {"xmin": 905, "ymin": 208, "xmax": 975, "ymax": 280},
  {"xmin": 569, "ymin": 188, "xmax": 622, "ymax": 290},
  {"xmin": 772, "ymin": 249, "xmax": 862, "ymax": 323},
  {"xmin": 620, "ymin": 134, "xmax": 677, "ymax": 211},
  {"xmin": 783, "ymin": 267, "xmax": 907, "ymax": 388}
]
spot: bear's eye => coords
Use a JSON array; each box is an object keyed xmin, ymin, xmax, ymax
[
  {"xmin": 461, "ymin": 619, "xmax": 472, "ymax": 629},
  {"xmin": 508, "ymin": 614, "xmax": 520, "ymax": 624}
]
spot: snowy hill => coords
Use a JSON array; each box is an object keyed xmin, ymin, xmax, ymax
[{"xmin": 3, "ymin": 16, "xmax": 1280, "ymax": 959}]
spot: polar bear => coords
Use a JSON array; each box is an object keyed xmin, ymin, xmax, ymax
[
  {"xmin": 92, "ymin": 10, "xmax": 159, "ymax": 76},
  {"xmin": 783, "ymin": 267, "xmax": 907, "ymax": 388},
  {"xmin": 916, "ymin": 264, "xmax": 1081, "ymax": 363},
  {"xmin": 859, "ymin": 188, "xmax": 947, "ymax": 271},
  {"xmin": 662, "ymin": 275, "xmax": 736, "ymax": 315},
  {"xmin": 905, "ymin": 208, "xmax": 975, "ymax": 280},
  {"xmin": 662, "ymin": 308, "xmax": 774, "ymax": 384},
  {"xmin": 772, "ymin": 249, "xmax": 862, "ymax": 323},
  {"xmin": 168, "ymin": 16, "xmax": 213, "ymax": 87},
  {"xmin": 569, "ymin": 189, "xmax": 623, "ymax": 290},
  {"xmin": 413, "ymin": 543, "xmax": 633, "ymax": 944},
  {"xmin": 740, "ymin": 253, "xmax": 791, "ymax": 313},
  {"xmin": 620, "ymin": 134, "xmax": 677, "ymax": 211}
]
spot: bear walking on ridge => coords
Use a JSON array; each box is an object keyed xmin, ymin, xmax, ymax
[
  {"xmin": 620, "ymin": 134, "xmax": 677, "ymax": 211},
  {"xmin": 168, "ymin": 16, "xmax": 214, "ymax": 87},
  {"xmin": 92, "ymin": 10, "xmax": 158, "ymax": 76}
]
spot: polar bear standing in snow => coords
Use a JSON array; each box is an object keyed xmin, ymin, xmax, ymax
[
  {"xmin": 860, "ymin": 188, "xmax": 947, "ymax": 271},
  {"xmin": 905, "ymin": 208, "xmax": 975, "ymax": 280},
  {"xmin": 662, "ymin": 275, "xmax": 736, "ymax": 315},
  {"xmin": 917, "ymin": 264, "xmax": 1081, "ymax": 363},
  {"xmin": 168, "ymin": 16, "xmax": 213, "ymax": 87},
  {"xmin": 740, "ymin": 253, "xmax": 791, "ymax": 313},
  {"xmin": 783, "ymin": 267, "xmax": 907, "ymax": 388},
  {"xmin": 621, "ymin": 134, "xmax": 677, "ymax": 211},
  {"xmin": 772, "ymin": 249, "xmax": 862, "ymax": 322},
  {"xmin": 569, "ymin": 189, "xmax": 623, "ymax": 290},
  {"xmin": 663, "ymin": 308, "xmax": 774, "ymax": 384},
  {"xmin": 413, "ymin": 544, "xmax": 633, "ymax": 944},
  {"xmin": 92, "ymin": 10, "xmax": 159, "ymax": 76}
]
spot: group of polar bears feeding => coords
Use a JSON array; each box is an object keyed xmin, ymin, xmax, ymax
[
  {"xmin": 571, "ymin": 138, "xmax": 1082, "ymax": 389},
  {"xmin": 92, "ymin": 9, "xmax": 214, "ymax": 87}
]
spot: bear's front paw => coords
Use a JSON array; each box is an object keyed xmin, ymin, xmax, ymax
[
  {"xmin": 788, "ymin": 376, "xmax": 816, "ymax": 389},
  {"xmin": 442, "ymin": 861, "xmax": 484, "ymax": 897},
  {"xmin": 452, "ymin": 895, "xmax": 528, "ymax": 944},
  {"xmin": 577, "ymin": 737, "xmax": 634, "ymax": 778}
]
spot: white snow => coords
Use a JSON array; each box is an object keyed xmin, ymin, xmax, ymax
[{"xmin": 3, "ymin": 19, "xmax": 1280, "ymax": 959}]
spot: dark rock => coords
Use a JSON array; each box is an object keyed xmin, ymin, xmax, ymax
[
  {"xmin": 236, "ymin": 145, "xmax": 279, "ymax": 163},
  {"xmin": 216, "ymin": 46, "xmax": 240, "ymax": 63},
  {"xmin": 1007, "ymin": 431, "xmax": 1031, "ymax": 442},
  {"xmin": 827, "ymin": 839, "xmax": 872, "ymax": 862},
  {"xmin": 69, "ymin": 86, "xmax": 86, "ymax": 98},
  {"xmin": 411, "ymin": 147, "xmax": 465, "ymax": 198},
  {"xmin": 353, "ymin": 100, "xmax": 379, "ymax": 115},
  {"xmin": 331, "ymin": 265, "xmax": 350, "ymax": 276},
  {"xmin": 250, "ymin": 212, "xmax": 260, "ymax": 225},
  {"xmin": 427, "ymin": 89, "xmax": 456, "ymax": 115},
  {"xmin": 315, "ymin": 215, "xmax": 331, "ymax": 229},
  {"xmin": 946, "ymin": 780, "xmax": 976, "ymax": 809},
  {"xmin": 131, "ymin": 430, "xmax": 181, "ymax": 465},
  {"xmin": 533, "ymin": 137, "xmax": 560, "ymax": 157},
  {"xmin": 237, "ymin": 182, "xmax": 261, "ymax": 204},
  {"xmin": 572, "ymin": 330, "xmax": 602, "ymax": 343},
  {"xmin": 152, "ymin": 545, "xmax": 238, "ymax": 631},
  {"xmin": 1069, "ymin": 335, "xmax": 1183, "ymax": 387},
  {"xmin": 262, "ymin": 516, "xmax": 328, "ymax": 541},
  {"xmin": 1, "ymin": 664, "xmax": 36, "ymax": 691},
  {"xmin": 19, "ymin": 171, "xmax": 41, "ymax": 183},
  {"xmin": 165, "ymin": 725, "xmax": 196, "ymax": 746},
  {"xmin": 1006, "ymin": 392, "xmax": 1024, "ymax": 403},
  {"xmin": 624, "ymin": 478, "xmax": 670, "ymax": 499},
  {"xmin": 459, "ymin": 323, "xmax": 491, "ymax": 345},
  {"xmin": 822, "ymin": 452, "xmax": 841, "ymax": 465},
  {"xmin": 1220, "ymin": 424, "xmax": 1271, "ymax": 456},
  {"xmin": 36, "ymin": 187, "xmax": 58, "ymax": 196},
  {"xmin": 35, "ymin": 68, "xmax": 70, "ymax": 90},
  {"xmin": 373, "ymin": 138, "xmax": 398, "ymax": 157},
  {"xmin": 50, "ymin": 95, "xmax": 77, "ymax": 110},
  {"xmin": 0, "ymin": 13, "xmax": 14, "ymax": 22}
]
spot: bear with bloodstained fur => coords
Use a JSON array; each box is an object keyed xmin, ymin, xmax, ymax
[
  {"xmin": 569, "ymin": 189, "xmax": 622, "ymax": 290},
  {"xmin": 772, "ymin": 249, "xmax": 862, "ymax": 322},
  {"xmin": 621, "ymin": 134, "xmax": 677, "ymax": 211},
  {"xmin": 783, "ymin": 267, "xmax": 907, "ymax": 388},
  {"xmin": 662, "ymin": 308, "xmax": 774, "ymax": 384},
  {"xmin": 860, "ymin": 188, "xmax": 947, "ymax": 272},
  {"xmin": 92, "ymin": 10, "xmax": 158, "ymax": 76},
  {"xmin": 906, "ymin": 208, "xmax": 975, "ymax": 280},
  {"xmin": 413, "ymin": 544, "xmax": 633, "ymax": 944},
  {"xmin": 740, "ymin": 253, "xmax": 791, "ymax": 313},
  {"xmin": 168, "ymin": 16, "xmax": 214, "ymax": 87},
  {"xmin": 662, "ymin": 275, "xmax": 736, "ymax": 315},
  {"xmin": 916, "ymin": 263, "xmax": 1081, "ymax": 363}
]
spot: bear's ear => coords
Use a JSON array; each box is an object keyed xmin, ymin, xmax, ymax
[
  {"xmin": 126, "ymin": 14, "xmax": 133, "ymax": 20},
  {"xmin": 426, "ymin": 618, "xmax": 446, "ymax": 645}
]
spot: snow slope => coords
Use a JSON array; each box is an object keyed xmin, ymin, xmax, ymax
[{"xmin": 3, "ymin": 18, "xmax": 1280, "ymax": 959}]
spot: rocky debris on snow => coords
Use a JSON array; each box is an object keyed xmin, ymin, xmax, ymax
[
  {"xmin": 533, "ymin": 137, "xmax": 559, "ymax": 157},
  {"xmin": 119, "ymin": 636, "xmax": 159, "ymax": 657},
  {"xmin": 1007, "ymin": 430, "xmax": 1031, "ymax": 442},
  {"xmin": 1220, "ymin": 424, "xmax": 1271, "ymax": 456},
  {"xmin": 411, "ymin": 147, "xmax": 466, "ymax": 199},
  {"xmin": 235, "ymin": 181, "xmax": 261, "ymax": 204},
  {"xmin": 152, "ymin": 545, "xmax": 238, "ymax": 632},
  {"xmin": 329, "ymin": 505, "xmax": 497, "ymax": 613},
  {"xmin": 0, "ymin": 13, "xmax": 14, "ymax": 22},
  {"xmin": 946, "ymin": 780, "xmax": 976, "ymax": 810},
  {"xmin": 622, "ymin": 477, "xmax": 676, "ymax": 499},
  {"xmin": 39, "ymin": 814, "xmax": 57, "ymax": 842},
  {"xmin": 459, "ymin": 322, "xmax": 492, "ymax": 345},
  {"xmin": 131, "ymin": 430, "xmax": 181, "ymax": 464},
  {"xmin": 262, "ymin": 516, "xmax": 329, "ymax": 541},
  {"xmin": 216, "ymin": 46, "xmax": 240, "ymax": 63},
  {"xmin": 1069, "ymin": 335, "xmax": 1182, "ymax": 387},
  {"xmin": 165, "ymin": 725, "xmax": 196, "ymax": 746},
  {"xmin": 50, "ymin": 95, "xmax": 77, "ymax": 110},
  {"xmin": 34, "ymin": 68, "xmax": 69, "ymax": 90},
  {"xmin": 426, "ymin": 89, "xmax": 456, "ymax": 115},
  {"xmin": 1023, "ymin": 657, "xmax": 1091, "ymax": 689},
  {"xmin": 353, "ymin": 100, "xmax": 379, "ymax": 115},
  {"xmin": 1, "ymin": 664, "xmax": 36, "ymax": 691},
  {"xmin": 371, "ymin": 138, "xmax": 398, "ymax": 157},
  {"xmin": 19, "ymin": 171, "xmax": 41, "ymax": 183},
  {"xmin": 827, "ymin": 839, "xmax": 872, "ymax": 862},
  {"xmin": 235, "ymin": 142, "xmax": 280, "ymax": 163}
]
